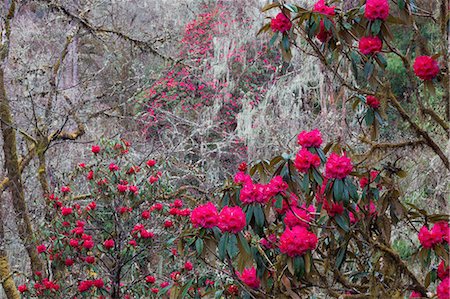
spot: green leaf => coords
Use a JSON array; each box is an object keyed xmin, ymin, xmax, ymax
[
  {"xmin": 195, "ymin": 238, "xmax": 204, "ymax": 255},
  {"xmin": 214, "ymin": 290, "xmax": 224, "ymax": 299},
  {"xmin": 282, "ymin": 34, "xmax": 290, "ymax": 50},
  {"xmin": 336, "ymin": 245, "xmax": 347, "ymax": 269},
  {"xmin": 398, "ymin": 0, "xmax": 405, "ymax": 10},
  {"xmin": 274, "ymin": 195, "xmax": 283, "ymax": 210},
  {"xmin": 270, "ymin": 32, "xmax": 279, "ymax": 47},
  {"xmin": 324, "ymin": 18, "xmax": 332, "ymax": 31},
  {"xmin": 227, "ymin": 234, "xmax": 239, "ymax": 258},
  {"xmin": 285, "ymin": 4, "xmax": 298, "ymax": 13},
  {"xmin": 293, "ymin": 256, "xmax": 305, "ymax": 277},
  {"xmin": 364, "ymin": 62, "xmax": 374, "ymax": 79},
  {"xmin": 302, "ymin": 173, "xmax": 310, "ymax": 193},
  {"xmin": 375, "ymin": 111, "xmax": 384, "ymax": 125},
  {"xmin": 307, "ymin": 19, "xmax": 319, "ymax": 38},
  {"xmin": 346, "ymin": 180, "xmax": 358, "ymax": 200},
  {"xmin": 181, "ymin": 279, "xmax": 194, "ymax": 298},
  {"xmin": 376, "ymin": 53, "xmax": 387, "ymax": 68},
  {"xmin": 365, "ymin": 109, "xmax": 375, "ymax": 126},
  {"xmin": 333, "ymin": 179, "xmax": 344, "ymax": 202},
  {"xmin": 238, "ymin": 232, "xmax": 251, "ymax": 254},
  {"xmin": 254, "ymin": 204, "xmax": 265, "ymax": 227},
  {"xmin": 218, "ymin": 233, "xmax": 229, "ymax": 261},
  {"xmin": 312, "ymin": 168, "xmax": 323, "ymax": 185},
  {"xmin": 335, "ymin": 214, "xmax": 349, "ymax": 232},
  {"xmin": 371, "ymin": 19, "xmax": 382, "ymax": 35},
  {"xmin": 246, "ymin": 205, "xmax": 254, "ymax": 225}
]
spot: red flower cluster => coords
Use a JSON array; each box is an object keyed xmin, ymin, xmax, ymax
[
  {"xmin": 279, "ymin": 226, "xmax": 318, "ymax": 257},
  {"xmin": 91, "ymin": 145, "xmax": 100, "ymax": 154},
  {"xmin": 218, "ymin": 206, "xmax": 246, "ymax": 233},
  {"xmin": 365, "ymin": 0, "xmax": 389, "ymax": 21},
  {"xmin": 237, "ymin": 267, "xmax": 260, "ymax": 289},
  {"xmin": 366, "ymin": 95, "xmax": 381, "ymax": 109},
  {"xmin": 37, "ymin": 244, "xmax": 46, "ymax": 253},
  {"xmin": 270, "ymin": 13, "xmax": 292, "ymax": 33},
  {"xmin": 323, "ymin": 199, "xmax": 344, "ymax": 217},
  {"xmin": 190, "ymin": 202, "xmax": 218, "ymax": 229},
  {"xmin": 103, "ymin": 239, "xmax": 115, "ymax": 249},
  {"xmin": 284, "ymin": 205, "xmax": 315, "ymax": 228},
  {"xmin": 78, "ymin": 279, "xmax": 104, "ymax": 292},
  {"xmin": 294, "ymin": 148, "xmax": 321, "ymax": 173},
  {"xmin": 418, "ymin": 222, "xmax": 449, "ymax": 248},
  {"xmin": 61, "ymin": 206, "xmax": 73, "ymax": 216},
  {"xmin": 18, "ymin": 284, "xmax": 28, "ymax": 293},
  {"xmin": 325, "ymin": 153, "xmax": 353, "ymax": 179},
  {"xmin": 313, "ymin": 0, "xmax": 335, "ymax": 42},
  {"xmin": 413, "ymin": 56, "xmax": 440, "ymax": 81},
  {"xmin": 437, "ymin": 277, "xmax": 450, "ymax": 299},
  {"xmin": 297, "ymin": 129, "xmax": 322, "ymax": 148},
  {"xmin": 313, "ymin": 0, "xmax": 335, "ymax": 15},
  {"xmin": 239, "ymin": 175, "xmax": 287, "ymax": 204},
  {"xmin": 359, "ymin": 36, "xmax": 382, "ymax": 55},
  {"xmin": 33, "ymin": 278, "xmax": 60, "ymax": 295},
  {"xmin": 360, "ymin": 170, "xmax": 380, "ymax": 188},
  {"xmin": 438, "ymin": 260, "xmax": 450, "ymax": 280}
]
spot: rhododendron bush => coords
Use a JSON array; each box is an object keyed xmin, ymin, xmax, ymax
[{"xmin": 19, "ymin": 132, "xmax": 448, "ymax": 298}]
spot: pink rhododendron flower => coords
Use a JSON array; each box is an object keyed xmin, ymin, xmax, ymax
[
  {"xmin": 360, "ymin": 170, "xmax": 380, "ymax": 188},
  {"xmin": 359, "ymin": 36, "xmax": 382, "ymax": 55},
  {"xmin": 437, "ymin": 277, "xmax": 450, "ymax": 299},
  {"xmin": 284, "ymin": 205, "xmax": 315, "ymax": 228},
  {"xmin": 418, "ymin": 222, "xmax": 449, "ymax": 248},
  {"xmin": 93, "ymin": 279, "xmax": 104, "ymax": 288},
  {"xmin": 146, "ymin": 159, "xmax": 156, "ymax": 167},
  {"xmin": 238, "ymin": 162, "xmax": 247, "ymax": 172},
  {"xmin": 103, "ymin": 239, "xmax": 115, "ymax": 249},
  {"xmin": 18, "ymin": 284, "xmax": 28, "ymax": 293},
  {"xmin": 61, "ymin": 206, "xmax": 73, "ymax": 216},
  {"xmin": 191, "ymin": 202, "xmax": 218, "ymax": 229},
  {"xmin": 78, "ymin": 280, "xmax": 93, "ymax": 292},
  {"xmin": 270, "ymin": 13, "xmax": 292, "ymax": 33},
  {"xmin": 146, "ymin": 276, "xmax": 156, "ymax": 283},
  {"xmin": 297, "ymin": 129, "xmax": 322, "ymax": 148},
  {"xmin": 117, "ymin": 184, "xmax": 128, "ymax": 193},
  {"xmin": 37, "ymin": 244, "xmax": 46, "ymax": 253},
  {"xmin": 279, "ymin": 226, "xmax": 318, "ymax": 257},
  {"xmin": 323, "ymin": 199, "xmax": 344, "ymax": 217},
  {"xmin": 240, "ymin": 182, "xmax": 270, "ymax": 204},
  {"xmin": 91, "ymin": 145, "xmax": 100, "ymax": 154},
  {"xmin": 234, "ymin": 171, "xmax": 252, "ymax": 184},
  {"xmin": 268, "ymin": 176, "xmax": 288, "ymax": 195},
  {"xmin": 65, "ymin": 258, "xmax": 74, "ymax": 267},
  {"xmin": 365, "ymin": 0, "xmax": 389, "ymax": 21},
  {"xmin": 109, "ymin": 163, "xmax": 119, "ymax": 172},
  {"xmin": 294, "ymin": 148, "xmax": 321, "ymax": 173},
  {"xmin": 184, "ymin": 261, "xmax": 193, "ymax": 271},
  {"xmin": 313, "ymin": 0, "xmax": 335, "ymax": 15},
  {"xmin": 313, "ymin": 1, "xmax": 335, "ymax": 42},
  {"xmin": 237, "ymin": 267, "xmax": 260, "ymax": 289},
  {"xmin": 413, "ymin": 56, "xmax": 440, "ymax": 81},
  {"xmin": 61, "ymin": 186, "xmax": 71, "ymax": 193},
  {"xmin": 325, "ymin": 153, "xmax": 353, "ymax": 179},
  {"xmin": 218, "ymin": 206, "xmax": 246, "ymax": 233},
  {"xmin": 438, "ymin": 260, "xmax": 450, "ymax": 280},
  {"xmin": 410, "ymin": 291, "xmax": 423, "ymax": 298}
]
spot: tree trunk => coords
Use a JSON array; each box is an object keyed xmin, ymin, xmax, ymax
[
  {"xmin": 0, "ymin": 196, "xmax": 20, "ymax": 299},
  {"xmin": 0, "ymin": 67, "xmax": 44, "ymax": 275}
]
